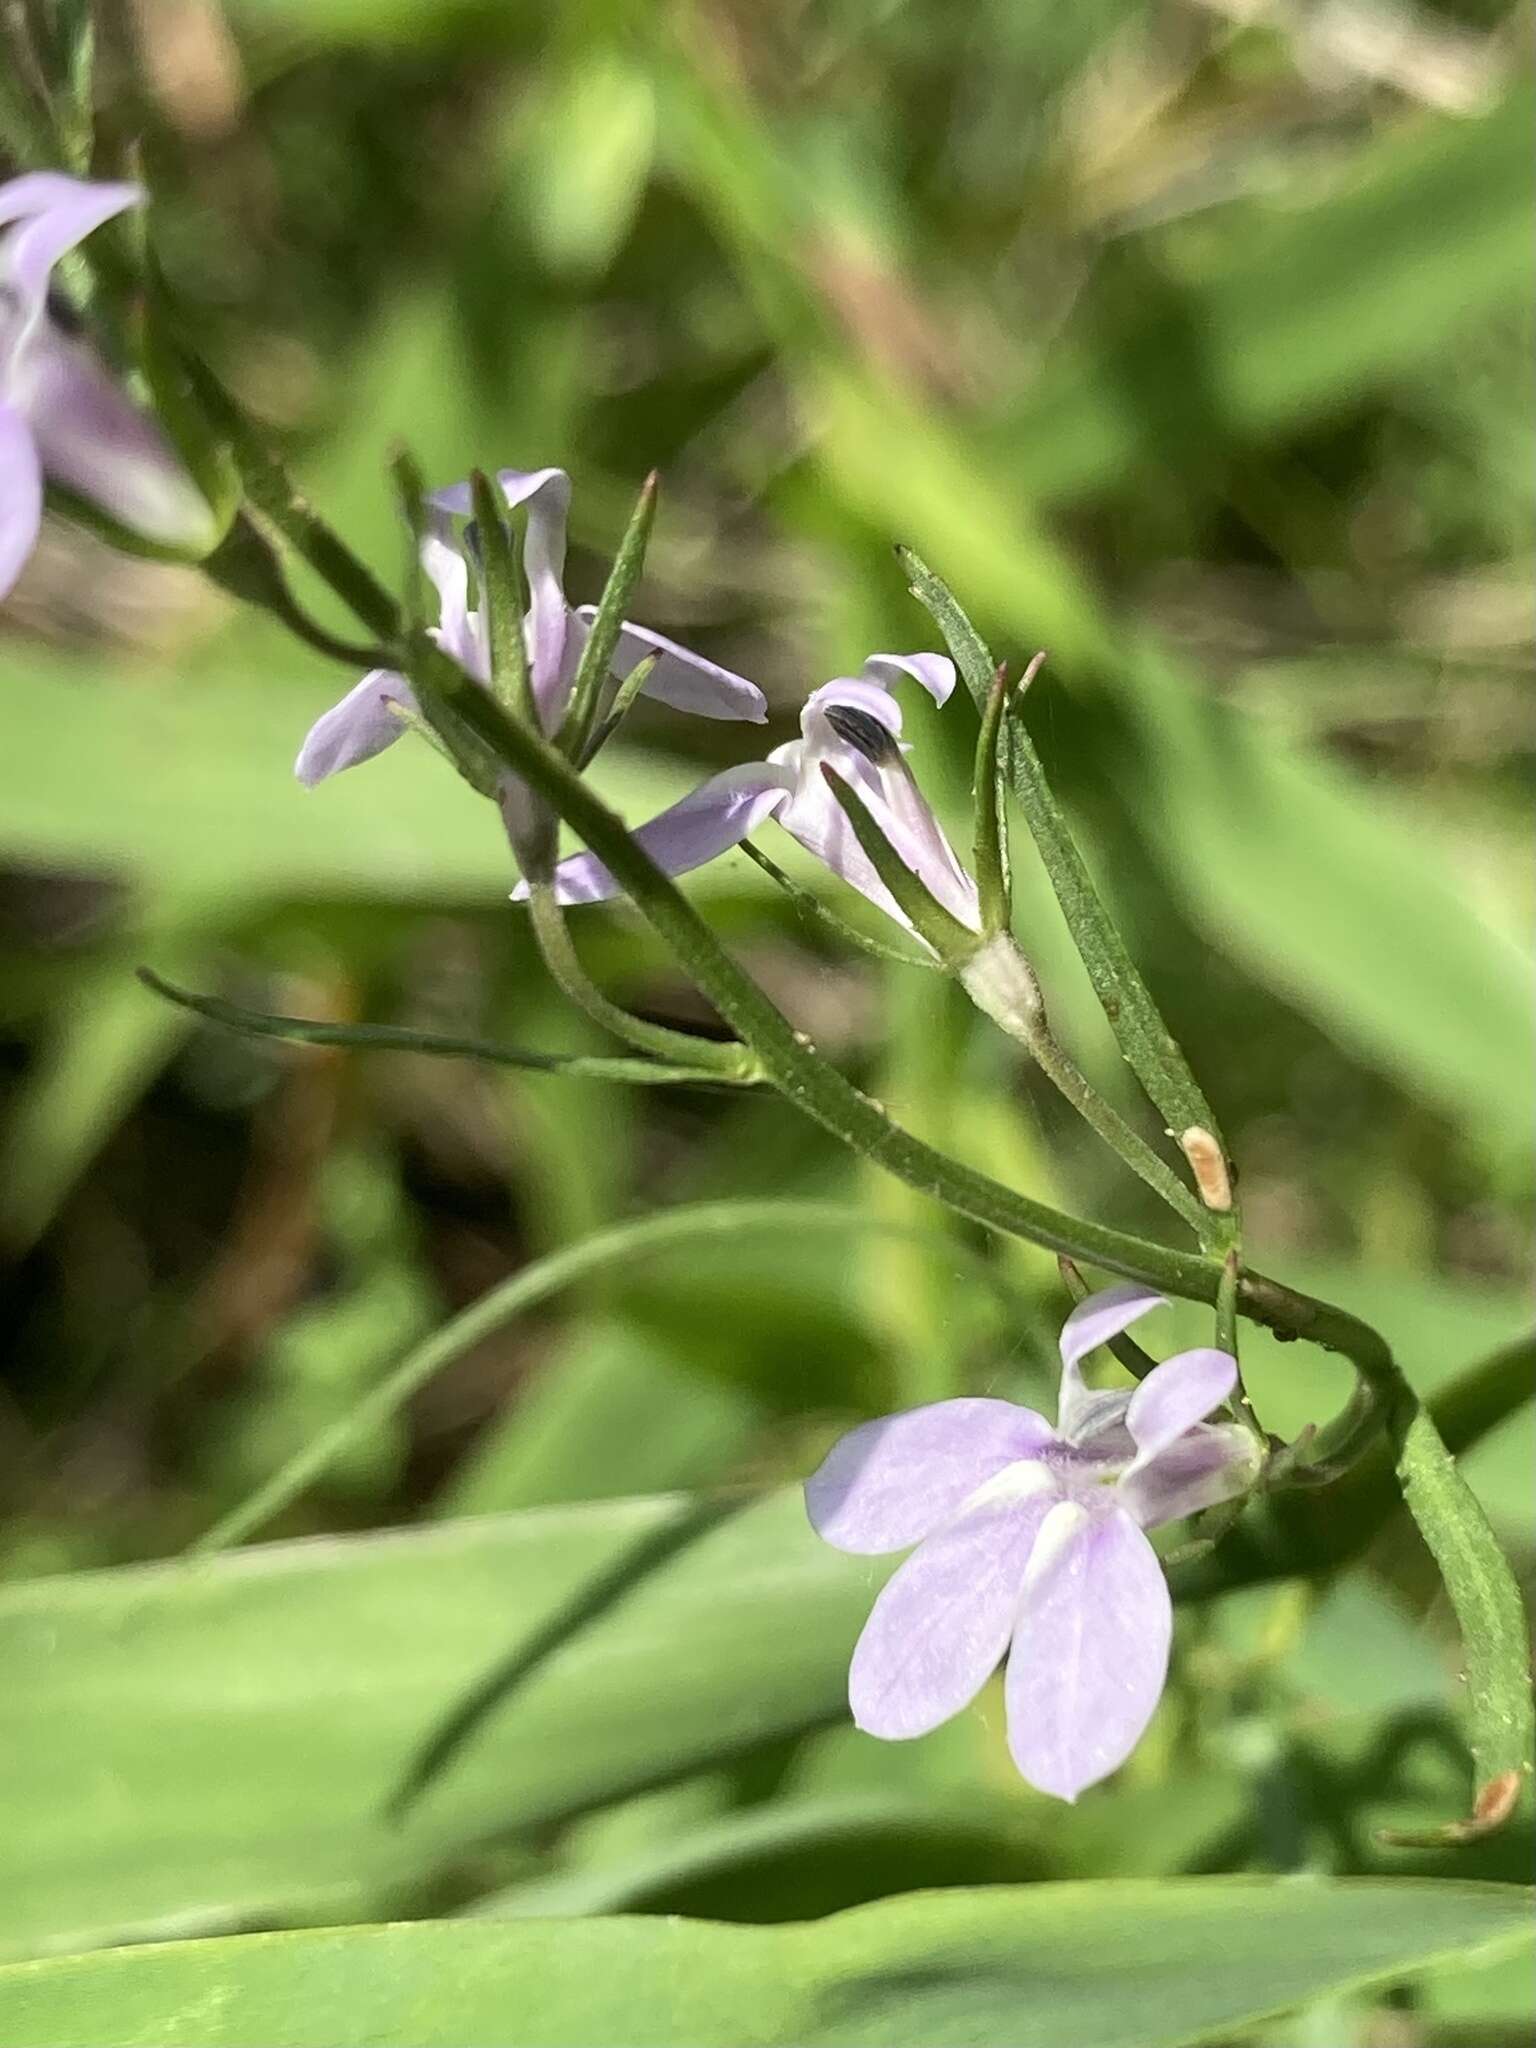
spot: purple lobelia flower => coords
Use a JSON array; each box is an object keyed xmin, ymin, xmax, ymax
[
  {"xmin": 524, "ymin": 649, "xmax": 980, "ymax": 938},
  {"xmin": 295, "ymin": 466, "xmax": 766, "ymax": 801},
  {"xmin": 0, "ymin": 173, "xmax": 217, "ymax": 597},
  {"xmin": 805, "ymin": 1283, "xmax": 1261, "ymax": 1800}
]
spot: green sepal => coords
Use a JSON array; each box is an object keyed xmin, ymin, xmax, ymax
[
  {"xmin": 467, "ymin": 469, "xmax": 535, "ymax": 726},
  {"xmin": 820, "ymin": 765, "xmax": 980, "ymax": 965},
  {"xmin": 556, "ymin": 470, "xmax": 658, "ymax": 759},
  {"xmin": 388, "ymin": 452, "xmax": 505, "ymax": 804},
  {"xmin": 579, "ymin": 650, "xmax": 660, "ymax": 766}
]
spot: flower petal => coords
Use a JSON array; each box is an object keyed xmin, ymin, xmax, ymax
[
  {"xmin": 20, "ymin": 330, "xmax": 215, "ymax": 551},
  {"xmin": 1057, "ymin": 1283, "xmax": 1167, "ymax": 1444},
  {"xmin": 496, "ymin": 469, "xmax": 571, "ymax": 704},
  {"xmin": 1118, "ymin": 1423, "xmax": 1261, "ymax": 1530},
  {"xmin": 806, "ymin": 1398, "xmax": 1056, "ymax": 1556},
  {"xmin": 801, "ymin": 675, "xmax": 907, "ymax": 737},
  {"xmin": 572, "ymin": 608, "xmax": 766, "ymax": 722},
  {"xmin": 421, "ymin": 534, "xmax": 486, "ymax": 679},
  {"xmin": 0, "ymin": 404, "xmax": 42, "ymax": 598},
  {"xmin": 848, "ymin": 1470, "xmax": 1059, "ymax": 1740},
  {"xmin": 1124, "ymin": 1347, "xmax": 1237, "ymax": 1471},
  {"xmin": 774, "ymin": 677, "xmax": 980, "ymax": 936},
  {"xmin": 0, "ymin": 176, "xmax": 140, "ymax": 333},
  {"xmin": 1005, "ymin": 1501, "xmax": 1171, "ymax": 1801},
  {"xmin": 861, "ymin": 652, "xmax": 956, "ymax": 705},
  {"xmin": 512, "ymin": 763, "xmax": 791, "ymax": 905},
  {"xmin": 295, "ymin": 669, "xmax": 417, "ymax": 786},
  {"xmin": 430, "ymin": 467, "xmax": 571, "ymax": 706}
]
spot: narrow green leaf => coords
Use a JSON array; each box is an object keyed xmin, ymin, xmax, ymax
[
  {"xmin": 1389, "ymin": 1405, "xmax": 1534, "ymax": 1841},
  {"xmin": 0, "ymin": 1881, "xmax": 1528, "ymax": 2047},
  {"xmin": 900, "ymin": 549, "xmax": 1232, "ymax": 1176},
  {"xmin": 557, "ymin": 470, "xmax": 658, "ymax": 757},
  {"xmin": 137, "ymin": 970, "xmax": 749, "ymax": 1088},
  {"xmin": 0, "ymin": 1489, "xmax": 871, "ymax": 1957},
  {"xmin": 526, "ymin": 879, "xmax": 760, "ymax": 1078}
]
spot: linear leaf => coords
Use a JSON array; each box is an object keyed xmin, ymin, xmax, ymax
[{"xmin": 0, "ymin": 1881, "xmax": 1528, "ymax": 2047}]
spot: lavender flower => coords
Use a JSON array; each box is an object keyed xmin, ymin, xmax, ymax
[
  {"xmin": 0, "ymin": 173, "xmax": 216, "ymax": 597},
  {"xmin": 805, "ymin": 1284, "xmax": 1261, "ymax": 1800},
  {"xmin": 295, "ymin": 466, "xmax": 767, "ymax": 798},
  {"xmin": 526, "ymin": 650, "xmax": 979, "ymax": 937}
]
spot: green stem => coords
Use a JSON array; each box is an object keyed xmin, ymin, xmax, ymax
[
  {"xmin": 179, "ymin": 351, "xmax": 402, "ymax": 643},
  {"xmin": 202, "ymin": 516, "xmax": 389, "ymax": 670},
  {"xmin": 1024, "ymin": 1010, "xmax": 1209, "ymax": 1240},
  {"xmin": 1217, "ymin": 1249, "xmax": 1266, "ymax": 1445},
  {"xmin": 824, "ymin": 761, "xmax": 1209, "ymax": 1239},
  {"xmin": 902, "ymin": 548, "xmax": 1239, "ymax": 1244},
  {"xmin": 426, "ymin": 657, "xmax": 1398, "ymax": 1424},
  {"xmin": 1057, "ymin": 1254, "xmax": 1157, "ymax": 1380},
  {"xmin": 527, "ymin": 884, "xmax": 761, "ymax": 1082}
]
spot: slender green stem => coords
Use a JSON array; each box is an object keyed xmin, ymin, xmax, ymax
[
  {"xmin": 527, "ymin": 884, "xmax": 762, "ymax": 1082},
  {"xmin": 1217, "ymin": 1248, "xmax": 1266, "ymax": 1444},
  {"xmin": 1057, "ymin": 1254, "xmax": 1157, "ymax": 1380},
  {"xmin": 1023, "ymin": 1021, "xmax": 1210, "ymax": 1239},
  {"xmin": 1216, "ymin": 1250, "xmax": 1239, "ymax": 1362},
  {"xmin": 824, "ymin": 759, "xmax": 1209, "ymax": 1237},
  {"xmin": 202, "ymin": 516, "xmax": 388, "ymax": 670},
  {"xmin": 426, "ymin": 658, "xmax": 1395, "ymax": 1414},
  {"xmin": 1431, "ymin": 1330, "xmax": 1535, "ymax": 1456},
  {"xmin": 257, "ymin": 562, "xmax": 1395, "ymax": 1458},
  {"xmin": 136, "ymin": 971, "xmax": 756, "ymax": 1088},
  {"xmin": 179, "ymin": 350, "xmax": 402, "ymax": 642}
]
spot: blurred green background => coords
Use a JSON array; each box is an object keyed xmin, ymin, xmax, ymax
[{"xmin": 0, "ymin": 1, "xmax": 1531, "ymax": 2035}]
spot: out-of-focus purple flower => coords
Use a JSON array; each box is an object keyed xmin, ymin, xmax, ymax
[
  {"xmin": 526, "ymin": 650, "xmax": 980, "ymax": 937},
  {"xmin": 0, "ymin": 173, "xmax": 217, "ymax": 597},
  {"xmin": 294, "ymin": 467, "xmax": 766, "ymax": 797},
  {"xmin": 805, "ymin": 1284, "xmax": 1261, "ymax": 1801}
]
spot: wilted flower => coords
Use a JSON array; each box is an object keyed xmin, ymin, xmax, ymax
[
  {"xmin": 295, "ymin": 466, "xmax": 766, "ymax": 802},
  {"xmin": 805, "ymin": 1284, "xmax": 1261, "ymax": 1801},
  {"xmin": 0, "ymin": 173, "xmax": 217, "ymax": 597},
  {"xmin": 528, "ymin": 649, "xmax": 979, "ymax": 938}
]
